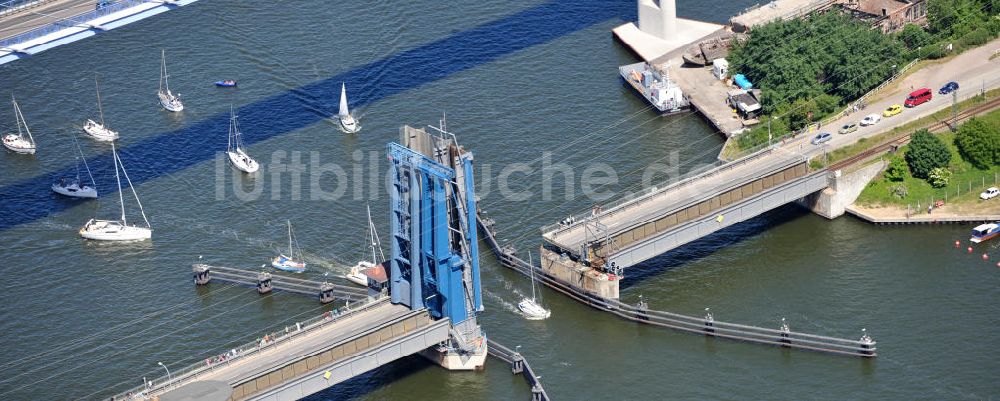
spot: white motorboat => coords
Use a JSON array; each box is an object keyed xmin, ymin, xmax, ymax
[
  {"xmin": 83, "ymin": 75, "xmax": 119, "ymax": 141},
  {"xmin": 518, "ymin": 251, "xmax": 551, "ymax": 320},
  {"xmin": 272, "ymin": 220, "xmax": 306, "ymax": 272},
  {"xmin": 79, "ymin": 141, "xmax": 152, "ymax": 241},
  {"xmin": 2, "ymin": 96, "xmax": 36, "ymax": 154},
  {"xmin": 226, "ymin": 106, "xmax": 259, "ymax": 173},
  {"xmin": 158, "ymin": 49, "xmax": 184, "ymax": 112},
  {"xmin": 338, "ymin": 83, "xmax": 360, "ymax": 134},
  {"xmin": 52, "ymin": 138, "xmax": 98, "ymax": 199},
  {"xmin": 345, "ymin": 204, "xmax": 385, "ymax": 286}
]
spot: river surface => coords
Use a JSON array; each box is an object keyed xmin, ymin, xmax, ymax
[{"xmin": 0, "ymin": 1, "xmax": 997, "ymax": 400}]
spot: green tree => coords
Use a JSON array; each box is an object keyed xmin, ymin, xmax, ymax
[
  {"xmin": 905, "ymin": 129, "xmax": 952, "ymax": 179},
  {"xmin": 955, "ymin": 118, "xmax": 1000, "ymax": 169},
  {"xmin": 927, "ymin": 0, "xmax": 988, "ymax": 35},
  {"xmin": 898, "ymin": 24, "xmax": 932, "ymax": 49},
  {"xmin": 728, "ymin": 13, "xmax": 904, "ymax": 116},
  {"xmin": 884, "ymin": 156, "xmax": 908, "ymax": 182}
]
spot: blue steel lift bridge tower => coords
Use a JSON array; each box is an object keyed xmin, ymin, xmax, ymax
[{"xmin": 387, "ymin": 123, "xmax": 486, "ymax": 369}]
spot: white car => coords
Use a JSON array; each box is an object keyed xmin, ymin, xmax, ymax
[
  {"xmin": 860, "ymin": 114, "xmax": 881, "ymax": 126},
  {"xmin": 980, "ymin": 187, "xmax": 999, "ymax": 200}
]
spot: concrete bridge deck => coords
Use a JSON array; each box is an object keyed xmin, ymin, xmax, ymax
[
  {"xmin": 0, "ymin": 0, "xmax": 93, "ymax": 39},
  {"xmin": 543, "ymin": 146, "xmax": 805, "ymax": 263},
  {"xmin": 116, "ymin": 299, "xmax": 452, "ymax": 401}
]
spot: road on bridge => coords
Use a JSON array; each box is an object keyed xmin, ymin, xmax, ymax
[
  {"xmin": 154, "ymin": 301, "xmax": 413, "ymax": 397},
  {"xmin": 0, "ymin": 0, "xmax": 96, "ymax": 41}
]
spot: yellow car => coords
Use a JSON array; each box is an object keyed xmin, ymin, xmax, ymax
[{"xmin": 883, "ymin": 104, "xmax": 903, "ymax": 117}]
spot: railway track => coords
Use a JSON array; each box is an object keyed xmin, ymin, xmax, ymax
[{"xmin": 829, "ymin": 95, "xmax": 1000, "ymax": 170}]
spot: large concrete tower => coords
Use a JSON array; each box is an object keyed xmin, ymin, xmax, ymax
[
  {"xmin": 660, "ymin": 0, "xmax": 677, "ymax": 39},
  {"xmin": 637, "ymin": 0, "xmax": 678, "ymax": 40}
]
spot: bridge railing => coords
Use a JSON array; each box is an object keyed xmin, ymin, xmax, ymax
[
  {"xmin": 0, "ymin": 0, "xmax": 147, "ymax": 47},
  {"xmin": 541, "ymin": 145, "xmax": 796, "ymax": 238},
  {"xmin": 0, "ymin": 0, "xmax": 48, "ymax": 17},
  {"xmin": 486, "ymin": 214, "xmax": 876, "ymax": 358},
  {"xmin": 111, "ymin": 296, "xmax": 388, "ymax": 401},
  {"xmin": 489, "ymin": 341, "xmax": 550, "ymax": 401}
]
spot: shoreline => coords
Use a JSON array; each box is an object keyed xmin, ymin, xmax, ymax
[{"xmin": 845, "ymin": 203, "xmax": 1000, "ymax": 225}]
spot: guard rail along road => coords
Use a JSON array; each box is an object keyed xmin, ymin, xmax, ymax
[{"xmin": 484, "ymin": 214, "xmax": 877, "ymax": 358}]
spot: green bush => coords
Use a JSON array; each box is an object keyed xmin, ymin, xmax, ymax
[
  {"xmin": 924, "ymin": 45, "xmax": 949, "ymax": 59},
  {"xmin": 928, "ymin": 167, "xmax": 952, "ymax": 188},
  {"xmin": 955, "ymin": 118, "xmax": 1000, "ymax": 169},
  {"xmin": 737, "ymin": 116, "xmax": 789, "ymax": 150},
  {"xmin": 899, "ymin": 24, "xmax": 933, "ymax": 49},
  {"xmin": 960, "ymin": 27, "xmax": 994, "ymax": 47},
  {"xmin": 889, "ymin": 183, "xmax": 908, "ymax": 199},
  {"xmin": 905, "ymin": 129, "xmax": 952, "ymax": 178},
  {"xmin": 885, "ymin": 156, "xmax": 908, "ymax": 181}
]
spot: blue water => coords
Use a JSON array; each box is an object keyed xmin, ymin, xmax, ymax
[{"xmin": 1, "ymin": 1, "xmax": 998, "ymax": 400}]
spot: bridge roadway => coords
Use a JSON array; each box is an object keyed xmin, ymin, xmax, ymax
[
  {"xmin": 120, "ymin": 299, "xmax": 451, "ymax": 401},
  {"xmin": 0, "ymin": 0, "xmax": 94, "ymax": 40},
  {"xmin": 543, "ymin": 146, "xmax": 810, "ymax": 269}
]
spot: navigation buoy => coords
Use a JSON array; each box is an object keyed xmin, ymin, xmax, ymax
[
  {"xmin": 983, "ymin": 253, "xmax": 989, "ymax": 261},
  {"xmin": 955, "ymin": 240, "xmax": 960, "ymax": 248},
  {"xmin": 995, "ymin": 261, "xmax": 999, "ymax": 268},
  {"xmin": 968, "ymin": 247, "xmax": 974, "ymax": 253}
]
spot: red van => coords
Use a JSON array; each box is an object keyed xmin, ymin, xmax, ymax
[{"xmin": 905, "ymin": 88, "xmax": 932, "ymax": 107}]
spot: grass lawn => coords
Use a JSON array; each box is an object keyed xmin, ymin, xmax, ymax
[{"xmin": 856, "ymin": 108, "xmax": 1000, "ymax": 208}]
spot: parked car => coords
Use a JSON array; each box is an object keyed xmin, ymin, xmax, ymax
[
  {"xmin": 811, "ymin": 132, "xmax": 832, "ymax": 145},
  {"xmin": 980, "ymin": 187, "xmax": 1000, "ymax": 200},
  {"xmin": 860, "ymin": 114, "xmax": 881, "ymax": 126},
  {"xmin": 883, "ymin": 104, "xmax": 903, "ymax": 117},
  {"xmin": 904, "ymin": 88, "xmax": 933, "ymax": 107},
  {"xmin": 838, "ymin": 122, "xmax": 858, "ymax": 134},
  {"xmin": 939, "ymin": 81, "xmax": 959, "ymax": 95}
]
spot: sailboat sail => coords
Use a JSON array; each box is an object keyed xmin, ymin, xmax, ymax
[{"xmin": 339, "ymin": 83, "xmax": 350, "ymax": 118}]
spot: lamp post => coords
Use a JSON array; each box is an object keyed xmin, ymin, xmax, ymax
[{"xmin": 158, "ymin": 361, "xmax": 172, "ymax": 381}]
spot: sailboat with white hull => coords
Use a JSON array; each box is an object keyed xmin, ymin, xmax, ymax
[
  {"xmin": 345, "ymin": 203, "xmax": 384, "ymax": 286},
  {"xmin": 272, "ymin": 220, "xmax": 306, "ymax": 272},
  {"xmin": 83, "ymin": 75, "xmax": 119, "ymax": 141},
  {"xmin": 226, "ymin": 106, "xmax": 259, "ymax": 173},
  {"xmin": 52, "ymin": 137, "xmax": 97, "ymax": 199},
  {"xmin": 518, "ymin": 251, "xmax": 551, "ymax": 320},
  {"xmin": 338, "ymin": 83, "xmax": 360, "ymax": 134},
  {"xmin": 2, "ymin": 96, "xmax": 36, "ymax": 155},
  {"xmin": 157, "ymin": 50, "xmax": 184, "ymax": 112},
  {"xmin": 79, "ymin": 142, "xmax": 152, "ymax": 241}
]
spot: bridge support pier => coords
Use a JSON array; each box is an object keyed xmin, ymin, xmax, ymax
[
  {"xmin": 420, "ymin": 335, "xmax": 488, "ymax": 371},
  {"xmin": 539, "ymin": 247, "xmax": 619, "ymax": 299},
  {"xmin": 801, "ymin": 161, "xmax": 885, "ymax": 219}
]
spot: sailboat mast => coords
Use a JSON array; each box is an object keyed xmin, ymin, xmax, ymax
[
  {"xmin": 116, "ymin": 149, "xmax": 151, "ymax": 228},
  {"xmin": 77, "ymin": 138, "xmax": 96, "ymax": 186},
  {"xmin": 12, "ymin": 98, "xmax": 34, "ymax": 145},
  {"xmin": 95, "ymin": 74, "xmax": 106, "ymax": 127},
  {"xmin": 366, "ymin": 203, "xmax": 385, "ymax": 263},
  {"xmin": 367, "ymin": 204, "xmax": 376, "ymax": 263},
  {"xmin": 529, "ymin": 251, "xmax": 536, "ymax": 302},
  {"xmin": 160, "ymin": 50, "xmax": 169, "ymax": 94},
  {"xmin": 287, "ymin": 220, "xmax": 294, "ymax": 259},
  {"xmin": 111, "ymin": 142, "xmax": 126, "ymax": 225},
  {"xmin": 228, "ymin": 106, "xmax": 234, "ymax": 152}
]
